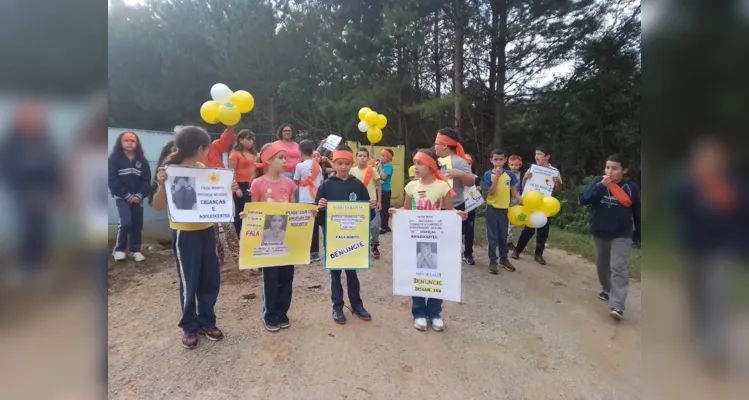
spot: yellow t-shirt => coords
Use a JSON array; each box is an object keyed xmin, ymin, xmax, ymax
[
  {"xmin": 350, "ymin": 165, "xmax": 379, "ymax": 200},
  {"xmin": 405, "ymin": 179, "xmax": 451, "ymax": 210},
  {"xmin": 485, "ymin": 170, "xmax": 517, "ymax": 209},
  {"xmin": 168, "ymin": 162, "xmax": 214, "ymax": 231}
]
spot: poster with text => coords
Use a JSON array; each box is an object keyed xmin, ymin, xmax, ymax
[
  {"xmin": 239, "ymin": 203, "xmax": 317, "ymax": 269},
  {"xmin": 324, "ymin": 201, "xmax": 371, "ymax": 270},
  {"xmin": 164, "ymin": 165, "xmax": 235, "ymax": 223},
  {"xmin": 463, "ymin": 186, "xmax": 485, "ymax": 212},
  {"xmin": 438, "ymin": 156, "xmax": 453, "ymax": 189},
  {"xmin": 522, "ymin": 164, "xmax": 560, "ymax": 197},
  {"xmin": 392, "ymin": 210, "xmax": 462, "ymax": 302}
]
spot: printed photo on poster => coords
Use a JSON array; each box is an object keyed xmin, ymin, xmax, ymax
[
  {"xmin": 164, "ymin": 165, "xmax": 235, "ymax": 223},
  {"xmin": 324, "ymin": 201, "xmax": 371, "ymax": 270},
  {"xmin": 239, "ymin": 203, "xmax": 317, "ymax": 269},
  {"xmin": 522, "ymin": 164, "xmax": 560, "ymax": 197},
  {"xmin": 392, "ymin": 210, "xmax": 462, "ymax": 302},
  {"xmin": 463, "ymin": 185, "xmax": 485, "ymax": 212}
]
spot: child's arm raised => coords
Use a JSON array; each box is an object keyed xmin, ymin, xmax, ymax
[
  {"xmin": 151, "ymin": 167, "xmax": 168, "ymax": 211},
  {"xmin": 579, "ymin": 176, "xmax": 606, "ymax": 206}
]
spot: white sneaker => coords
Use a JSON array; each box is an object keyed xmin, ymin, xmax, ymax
[
  {"xmin": 132, "ymin": 252, "xmax": 146, "ymax": 262},
  {"xmin": 431, "ymin": 318, "xmax": 446, "ymax": 332},
  {"xmin": 413, "ymin": 318, "xmax": 427, "ymax": 331},
  {"xmin": 113, "ymin": 251, "xmax": 126, "ymax": 261}
]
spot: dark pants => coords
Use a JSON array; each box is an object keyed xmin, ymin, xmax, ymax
[
  {"xmin": 486, "ymin": 206, "xmax": 510, "ymax": 262},
  {"xmin": 455, "ymin": 202, "xmax": 474, "ymax": 257},
  {"xmin": 310, "ymin": 212, "xmax": 324, "ymax": 254},
  {"xmin": 115, "ymin": 198, "xmax": 144, "ymax": 253},
  {"xmin": 262, "ymin": 265, "xmax": 295, "ymax": 323},
  {"xmin": 380, "ymin": 190, "xmax": 392, "ymax": 230},
  {"xmin": 172, "ymin": 227, "xmax": 221, "ymax": 334},
  {"xmin": 412, "ymin": 297, "xmax": 442, "ymax": 319},
  {"xmin": 515, "ymin": 218, "xmax": 552, "ymax": 256},
  {"xmin": 330, "ymin": 270, "xmax": 362, "ymax": 311},
  {"xmin": 233, "ymin": 182, "xmax": 251, "ymax": 237}
]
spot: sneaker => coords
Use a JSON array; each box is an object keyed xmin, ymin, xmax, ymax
[
  {"xmin": 413, "ymin": 318, "xmax": 427, "ymax": 331},
  {"xmin": 609, "ymin": 308, "xmax": 623, "ymax": 321},
  {"xmin": 113, "ymin": 251, "xmax": 126, "ymax": 262},
  {"xmin": 279, "ymin": 316, "xmax": 290, "ymax": 329},
  {"xmin": 510, "ymin": 252, "xmax": 520, "ymax": 260},
  {"xmin": 333, "ymin": 309, "xmax": 346, "ymax": 324},
  {"xmin": 132, "ymin": 252, "xmax": 146, "ymax": 262},
  {"xmin": 534, "ymin": 255, "xmax": 547, "ymax": 265},
  {"xmin": 182, "ymin": 333, "xmax": 198, "ymax": 349},
  {"xmin": 199, "ymin": 326, "xmax": 224, "ymax": 341},
  {"xmin": 508, "ymin": 242, "xmax": 516, "ymax": 251},
  {"xmin": 352, "ymin": 304, "xmax": 372, "ymax": 321},
  {"xmin": 431, "ymin": 318, "xmax": 446, "ymax": 332},
  {"xmin": 372, "ymin": 246, "xmax": 380, "ymax": 259},
  {"xmin": 379, "ymin": 228, "xmax": 389, "ymax": 235},
  {"xmin": 598, "ymin": 291, "xmax": 610, "ymax": 301},
  {"xmin": 463, "ymin": 255, "xmax": 475, "ymax": 266},
  {"xmin": 310, "ymin": 252, "xmax": 321, "ymax": 262},
  {"xmin": 264, "ymin": 318, "xmax": 280, "ymax": 332},
  {"xmin": 500, "ymin": 259, "xmax": 516, "ymax": 272},
  {"xmin": 488, "ymin": 261, "xmax": 499, "ymax": 274}
]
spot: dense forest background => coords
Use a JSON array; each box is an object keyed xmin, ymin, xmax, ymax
[{"xmin": 108, "ymin": 0, "xmax": 640, "ymax": 192}]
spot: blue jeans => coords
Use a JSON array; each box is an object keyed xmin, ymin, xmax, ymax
[
  {"xmin": 486, "ymin": 206, "xmax": 509, "ymax": 262},
  {"xmin": 411, "ymin": 297, "xmax": 442, "ymax": 319}
]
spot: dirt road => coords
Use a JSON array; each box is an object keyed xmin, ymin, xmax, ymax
[{"xmin": 108, "ymin": 234, "xmax": 641, "ymax": 400}]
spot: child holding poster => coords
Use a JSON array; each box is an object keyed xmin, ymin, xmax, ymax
[
  {"xmin": 248, "ymin": 142, "xmax": 299, "ymax": 332},
  {"xmin": 316, "ymin": 145, "xmax": 376, "ymax": 324},
  {"xmin": 151, "ymin": 126, "xmax": 238, "ymax": 349},
  {"xmin": 389, "ymin": 148, "xmax": 466, "ymax": 332},
  {"xmin": 349, "ymin": 147, "xmax": 383, "ymax": 259},
  {"xmin": 294, "ymin": 140, "xmax": 324, "ymax": 261}
]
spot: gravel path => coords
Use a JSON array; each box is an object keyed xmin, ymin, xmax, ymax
[{"xmin": 108, "ymin": 233, "xmax": 641, "ymax": 400}]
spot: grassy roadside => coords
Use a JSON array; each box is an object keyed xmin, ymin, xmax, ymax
[{"xmin": 473, "ymin": 216, "xmax": 642, "ymax": 279}]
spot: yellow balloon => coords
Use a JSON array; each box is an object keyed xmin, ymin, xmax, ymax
[
  {"xmin": 522, "ymin": 190, "xmax": 544, "ymax": 211},
  {"xmin": 200, "ymin": 101, "xmax": 220, "ymax": 124},
  {"xmin": 376, "ymin": 114, "xmax": 387, "ymax": 129},
  {"xmin": 541, "ymin": 196, "xmax": 561, "ymax": 217},
  {"xmin": 358, "ymin": 107, "xmax": 372, "ymax": 121},
  {"xmin": 367, "ymin": 127, "xmax": 383, "ymax": 144},
  {"xmin": 229, "ymin": 90, "xmax": 255, "ymax": 113},
  {"xmin": 217, "ymin": 103, "xmax": 241, "ymax": 126},
  {"xmin": 508, "ymin": 205, "xmax": 524, "ymax": 226},
  {"xmin": 365, "ymin": 111, "xmax": 379, "ymax": 126}
]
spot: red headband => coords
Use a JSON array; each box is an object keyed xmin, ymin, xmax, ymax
[
  {"xmin": 121, "ymin": 132, "xmax": 137, "ymax": 143},
  {"xmin": 435, "ymin": 133, "xmax": 469, "ymax": 162},
  {"xmin": 332, "ymin": 150, "xmax": 354, "ymax": 162},
  {"xmin": 380, "ymin": 150, "xmax": 393, "ymax": 161},
  {"xmin": 255, "ymin": 142, "xmax": 285, "ymax": 169},
  {"xmin": 413, "ymin": 152, "xmax": 455, "ymax": 196}
]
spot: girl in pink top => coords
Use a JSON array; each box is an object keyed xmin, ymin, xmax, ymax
[{"xmin": 274, "ymin": 123, "xmax": 301, "ymax": 176}]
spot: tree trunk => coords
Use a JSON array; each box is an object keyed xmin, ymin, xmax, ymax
[
  {"xmin": 433, "ymin": 10, "xmax": 441, "ymax": 98},
  {"xmin": 493, "ymin": 0, "xmax": 507, "ymax": 147},
  {"xmin": 452, "ymin": 0, "xmax": 464, "ymax": 133}
]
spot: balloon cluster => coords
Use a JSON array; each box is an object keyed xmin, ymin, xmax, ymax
[
  {"xmin": 200, "ymin": 83, "xmax": 255, "ymax": 126},
  {"xmin": 356, "ymin": 107, "xmax": 387, "ymax": 144},
  {"xmin": 508, "ymin": 191, "xmax": 561, "ymax": 228}
]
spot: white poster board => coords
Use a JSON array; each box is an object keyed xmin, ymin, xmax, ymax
[
  {"xmin": 164, "ymin": 165, "xmax": 235, "ymax": 223},
  {"xmin": 392, "ymin": 210, "xmax": 462, "ymax": 302},
  {"xmin": 522, "ymin": 164, "xmax": 560, "ymax": 197},
  {"xmin": 322, "ymin": 134, "xmax": 342, "ymax": 151},
  {"xmin": 463, "ymin": 186, "xmax": 485, "ymax": 212}
]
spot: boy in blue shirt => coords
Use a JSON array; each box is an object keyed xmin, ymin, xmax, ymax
[{"xmin": 377, "ymin": 149, "xmax": 395, "ymax": 234}]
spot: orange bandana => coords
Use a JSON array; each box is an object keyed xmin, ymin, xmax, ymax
[
  {"xmin": 413, "ymin": 151, "xmax": 455, "ymax": 196},
  {"xmin": 299, "ymin": 161, "xmax": 322, "ymax": 198},
  {"xmin": 332, "ymin": 150, "xmax": 354, "ymax": 162},
  {"xmin": 362, "ymin": 160, "xmax": 376, "ymax": 186},
  {"xmin": 255, "ymin": 142, "xmax": 285, "ymax": 169},
  {"xmin": 121, "ymin": 132, "xmax": 137, "ymax": 143},
  {"xmin": 380, "ymin": 150, "xmax": 393, "ymax": 161},
  {"xmin": 435, "ymin": 133, "xmax": 469, "ymax": 162}
]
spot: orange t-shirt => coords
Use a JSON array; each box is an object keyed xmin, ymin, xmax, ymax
[{"xmin": 229, "ymin": 151, "xmax": 256, "ymax": 183}]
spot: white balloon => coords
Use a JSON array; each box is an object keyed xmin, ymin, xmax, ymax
[
  {"xmin": 357, "ymin": 121, "xmax": 369, "ymax": 133},
  {"xmin": 529, "ymin": 211, "xmax": 548, "ymax": 228},
  {"xmin": 210, "ymin": 83, "xmax": 232, "ymax": 103}
]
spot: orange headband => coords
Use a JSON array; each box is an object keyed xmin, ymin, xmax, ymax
[
  {"xmin": 380, "ymin": 150, "xmax": 393, "ymax": 161},
  {"xmin": 435, "ymin": 133, "xmax": 469, "ymax": 162},
  {"xmin": 413, "ymin": 152, "xmax": 456, "ymax": 196},
  {"xmin": 332, "ymin": 150, "xmax": 354, "ymax": 162},
  {"xmin": 255, "ymin": 142, "xmax": 285, "ymax": 169},
  {"xmin": 121, "ymin": 132, "xmax": 137, "ymax": 143}
]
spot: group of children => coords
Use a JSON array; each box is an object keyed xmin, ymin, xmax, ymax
[{"xmin": 109, "ymin": 124, "xmax": 640, "ymax": 348}]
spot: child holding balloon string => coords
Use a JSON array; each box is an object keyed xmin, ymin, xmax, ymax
[{"xmin": 483, "ymin": 148, "xmax": 522, "ymax": 275}]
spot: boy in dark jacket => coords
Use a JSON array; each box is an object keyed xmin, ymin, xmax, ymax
[
  {"xmin": 315, "ymin": 144, "xmax": 376, "ymax": 324},
  {"xmin": 108, "ymin": 131, "xmax": 151, "ymax": 262},
  {"xmin": 579, "ymin": 154, "xmax": 641, "ymax": 321}
]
